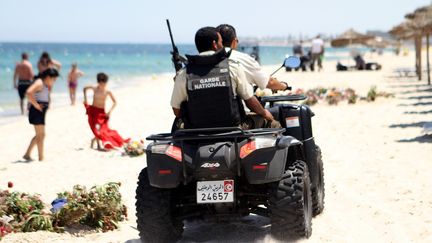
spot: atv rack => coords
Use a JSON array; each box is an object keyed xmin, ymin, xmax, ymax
[{"xmin": 146, "ymin": 127, "xmax": 285, "ymax": 141}]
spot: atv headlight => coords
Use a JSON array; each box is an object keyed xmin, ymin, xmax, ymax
[{"xmin": 240, "ymin": 136, "xmax": 277, "ymax": 159}]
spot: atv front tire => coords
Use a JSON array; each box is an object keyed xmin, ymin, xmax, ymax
[
  {"xmin": 312, "ymin": 145, "xmax": 325, "ymax": 216},
  {"xmin": 269, "ymin": 160, "xmax": 312, "ymax": 240},
  {"xmin": 135, "ymin": 168, "xmax": 183, "ymax": 243}
]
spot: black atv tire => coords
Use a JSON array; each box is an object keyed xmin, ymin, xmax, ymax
[
  {"xmin": 268, "ymin": 160, "xmax": 313, "ymax": 240},
  {"xmin": 312, "ymin": 145, "xmax": 325, "ymax": 216},
  {"xmin": 135, "ymin": 168, "xmax": 183, "ymax": 243}
]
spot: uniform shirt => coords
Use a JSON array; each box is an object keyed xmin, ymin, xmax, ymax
[
  {"xmin": 227, "ymin": 48, "xmax": 269, "ymax": 90},
  {"xmin": 170, "ymin": 50, "xmax": 253, "ymax": 109}
]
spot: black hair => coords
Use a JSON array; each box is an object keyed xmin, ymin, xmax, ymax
[
  {"xmin": 195, "ymin": 27, "xmax": 219, "ymax": 53},
  {"xmin": 97, "ymin": 72, "xmax": 108, "ymax": 83},
  {"xmin": 39, "ymin": 51, "xmax": 52, "ymax": 65},
  {"xmin": 216, "ymin": 24, "xmax": 237, "ymax": 47},
  {"xmin": 22, "ymin": 52, "xmax": 29, "ymax": 60},
  {"xmin": 39, "ymin": 68, "xmax": 59, "ymax": 79}
]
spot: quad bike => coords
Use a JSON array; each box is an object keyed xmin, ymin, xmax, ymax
[{"xmin": 135, "ymin": 56, "xmax": 324, "ymax": 243}]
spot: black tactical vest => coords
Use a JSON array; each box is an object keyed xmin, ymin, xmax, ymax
[{"xmin": 183, "ymin": 49, "xmax": 242, "ymax": 129}]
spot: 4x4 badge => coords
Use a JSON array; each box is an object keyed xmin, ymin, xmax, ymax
[{"xmin": 201, "ymin": 162, "xmax": 220, "ymax": 168}]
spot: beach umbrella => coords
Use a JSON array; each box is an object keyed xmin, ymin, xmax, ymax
[
  {"xmin": 389, "ymin": 21, "xmax": 418, "ymax": 40},
  {"xmin": 330, "ymin": 29, "xmax": 374, "ymax": 47},
  {"xmin": 406, "ymin": 4, "xmax": 432, "ymax": 84},
  {"xmin": 389, "ymin": 4, "xmax": 432, "ymax": 82}
]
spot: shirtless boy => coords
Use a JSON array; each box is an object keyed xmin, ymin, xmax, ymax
[
  {"xmin": 67, "ymin": 63, "xmax": 84, "ymax": 105},
  {"xmin": 13, "ymin": 53, "xmax": 34, "ymax": 114},
  {"xmin": 83, "ymin": 73, "xmax": 117, "ymax": 149}
]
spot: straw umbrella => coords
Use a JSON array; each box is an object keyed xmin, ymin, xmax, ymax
[
  {"xmin": 331, "ymin": 29, "xmax": 374, "ymax": 47},
  {"xmin": 405, "ymin": 5, "xmax": 432, "ymax": 84}
]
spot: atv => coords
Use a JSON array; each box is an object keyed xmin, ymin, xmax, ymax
[{"xmin": 135, "ymin": 57, "xmax": 324, "ymax": 242}]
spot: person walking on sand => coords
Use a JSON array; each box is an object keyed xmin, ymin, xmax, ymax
[
  {"xmin": 37, "ymin": 52, "xmax": 62, "ymax": 73},
  {"xmin": 310, "ymin": 35, "xmax": 324, "ymax": 72},
  {"xmin": 13, "ymin": 52, "xmax": 34, "ymax": 115},
  {"xmin": 83, "ymin": 73, "xmax": 128, "ymax": 150},
  {"xmin": 67, "ymin": 63, "xmax": 84, "ymax": 105},
  {"xmin": 23, "ymin": 68, "xmax": 59, "ymax": 161}
]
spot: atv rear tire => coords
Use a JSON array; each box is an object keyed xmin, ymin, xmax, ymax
[
  {"xmin": 312, "ymin": 145, "xmax": 325, "ymax": 216},
  {"xmin": 269, "ymin": 160, "xmax": 312, "ymax": 240},
  {"xmin": 135, "ymin": 168, "xmax": 183, "ymax": 243}
]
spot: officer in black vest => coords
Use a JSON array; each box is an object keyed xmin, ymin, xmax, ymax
[{"xmin": 170, "ymin": 27, "xmax": 273, "ymax": 129}]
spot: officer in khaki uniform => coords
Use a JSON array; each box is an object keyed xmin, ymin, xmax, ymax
[
  {"xmin": 170, "ymin": 27, "xmax": 273, "ymax": 129},
  {"xmin": 216, "ymin": 24, "xmax": 290, "ymax": 92}
]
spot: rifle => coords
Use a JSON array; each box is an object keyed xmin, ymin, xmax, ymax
[{"xmin": 166, "ymin": 19, "xmax": 187, "ymax": 72}]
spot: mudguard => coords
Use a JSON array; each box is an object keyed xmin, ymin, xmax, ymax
[
  {"xmin": 276, "ymin": 104, "xmax": 320, "ymax": 190},
  {"xmin": 146, "ymin": 143, "xmax": 183, "ymax": 188},
  {"xmin": 241, "ymin": 136, "xmax": 302, "ymax": 184}
]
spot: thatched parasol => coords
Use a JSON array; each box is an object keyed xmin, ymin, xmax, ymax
[
  {"xmin": 389, "ymin": 4, "xmax": 432, "ymax": 83},
  {"xmin": 330, "ymin": 29, "xmax": 374, "ymax": 47},
  {"xmin": 389, "ymin": 21, "xmax": 418, "ymax": 39},
  {"xmin": 408, "ymin": 4, "xmax": 432, "ymax": 84}
]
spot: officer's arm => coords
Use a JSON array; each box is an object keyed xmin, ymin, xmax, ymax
[
  {"xmin": 244, "ymin": 97, "xmax": 274, "ymax": 121},
  {"xmin": 172, "ymin": 108, "xmax": 181, "ymax": 118},
  {"xmin": 170, "ymin": 70, "xmax": 187, "ymax": 118},
  {"xmin": 266, "ymin": 77, "xmax": 289, "ymax": 91}
]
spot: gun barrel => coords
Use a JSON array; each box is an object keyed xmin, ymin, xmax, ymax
[{"xmin": 166, "ymin": 19, "xmax": 177, "ymax": 51}]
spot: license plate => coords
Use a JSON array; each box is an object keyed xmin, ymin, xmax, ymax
[{"xmin": 197, "ymin": 180, "xmax": 234, "ymax": 204}]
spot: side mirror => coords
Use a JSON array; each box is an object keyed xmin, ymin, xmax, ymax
[
  {"xmin": 283, "ymin": 56, "xmax": 301, "ymax": 68},
  {"xmin": 270, "ymin": 56, "xmax": 301, "ymax": 76}
]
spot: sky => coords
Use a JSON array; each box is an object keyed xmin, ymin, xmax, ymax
[{"xmin": 0, "ymin": 0, "xmax": 431, "ymax": 44}]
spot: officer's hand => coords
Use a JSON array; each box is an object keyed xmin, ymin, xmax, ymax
[{"xmin": 263, "ymin": 110, "xmax": 274, "ymax": 121}]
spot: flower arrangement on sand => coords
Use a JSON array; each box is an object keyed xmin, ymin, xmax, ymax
[
  {"xmin": 0, "ymin": 182, "xmax": 127, "ymax": 239},
  {"xmin": 123, "ymin": 140, "xmax": 145, "ymax": 157},
  {"xmin": 255, "ymin": 86, "xmax": 393, "ymax": 106}
]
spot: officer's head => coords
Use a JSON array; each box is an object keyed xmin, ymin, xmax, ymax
[
  {"xmin": 195, "ymin": 27, "xmax": 223, "ymax": 53},
  {"xmin": 216, "ymin": 24, "xmax": 238, "ymax": 49}
]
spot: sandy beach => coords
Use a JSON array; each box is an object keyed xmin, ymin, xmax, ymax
[{"xmin": 1, "ymin": 52, "xmax": 431, "ymax": 242}]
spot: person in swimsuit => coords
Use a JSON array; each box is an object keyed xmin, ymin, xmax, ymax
[
  {"xmin": 13, "ymin": 53, "xmax": 34, "ymax": 115},
  {"xmin": 67, "ymin": 63, "xmax": 84, "ymax": 105},
  {"xmin": 37, "ymin": 51, "xmax": 62, "ymax": 74},
  {"xmin": 23, "ymin": 68, "xmax": 59, "ymax": 161},
  {"xmin": 83, "ymin": 73, "xmax": 128, "ymax": 150}
]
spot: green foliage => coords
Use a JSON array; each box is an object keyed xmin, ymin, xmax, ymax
[
  {"xmin": 0, "ymin": 182, "xmax": 127, "ymax": 239},
  {"xmin": 367, "ymin": 86, "xmax": 377, "ymax": 102},
  {"xmin": 0, "ymin": 189, "xmax": 51, "ymax": 239},
  {"xmin": 345, "ymin": 88, "xmax": 358, "ymax": 104},
  {"xmin": 22, "ymin": 210, "xmax": 53, "ymax": 232},
  {"xmin": 53, "ymin": 182, "xmax": 127, "ymax": 232}
]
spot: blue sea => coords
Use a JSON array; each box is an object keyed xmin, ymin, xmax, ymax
[{"xmin": 0, "ymin": 42, "xmax": 390, "ymax": 117}]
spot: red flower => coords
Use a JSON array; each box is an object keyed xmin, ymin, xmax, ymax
[{"xmin": 7, "ymin": 182, "xmax": 13, "ymax": 188}]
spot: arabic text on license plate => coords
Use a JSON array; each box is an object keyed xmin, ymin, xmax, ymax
[{"xmin": 197, "ymin": 180, "xmax": 234, "ymax": 204}]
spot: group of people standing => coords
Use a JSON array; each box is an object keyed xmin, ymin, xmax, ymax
[
  {"xmin": 291, "ymin": 35, "xmax": 325, "ymax": 72},
  {"xmin": 12, "ymin": 52, "xmax": 125, "ymax": 161},
  {"xmin": 13, "ymin": 52, "xmax": 85, "ymax": 111}
]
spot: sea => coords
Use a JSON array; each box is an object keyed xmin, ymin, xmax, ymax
[{"xmin": 0, "ymin": 42, "xmax": 392, "ymax": 118}]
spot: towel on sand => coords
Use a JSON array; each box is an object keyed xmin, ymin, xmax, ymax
[{"xmin": 85, "ymin": 104, "xmax": 129, "ymax": 150}]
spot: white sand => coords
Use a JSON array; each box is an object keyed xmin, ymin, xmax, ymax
[{"xmin": 1, "ymin": 52, "xmax": 431, "ymax": 243}]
